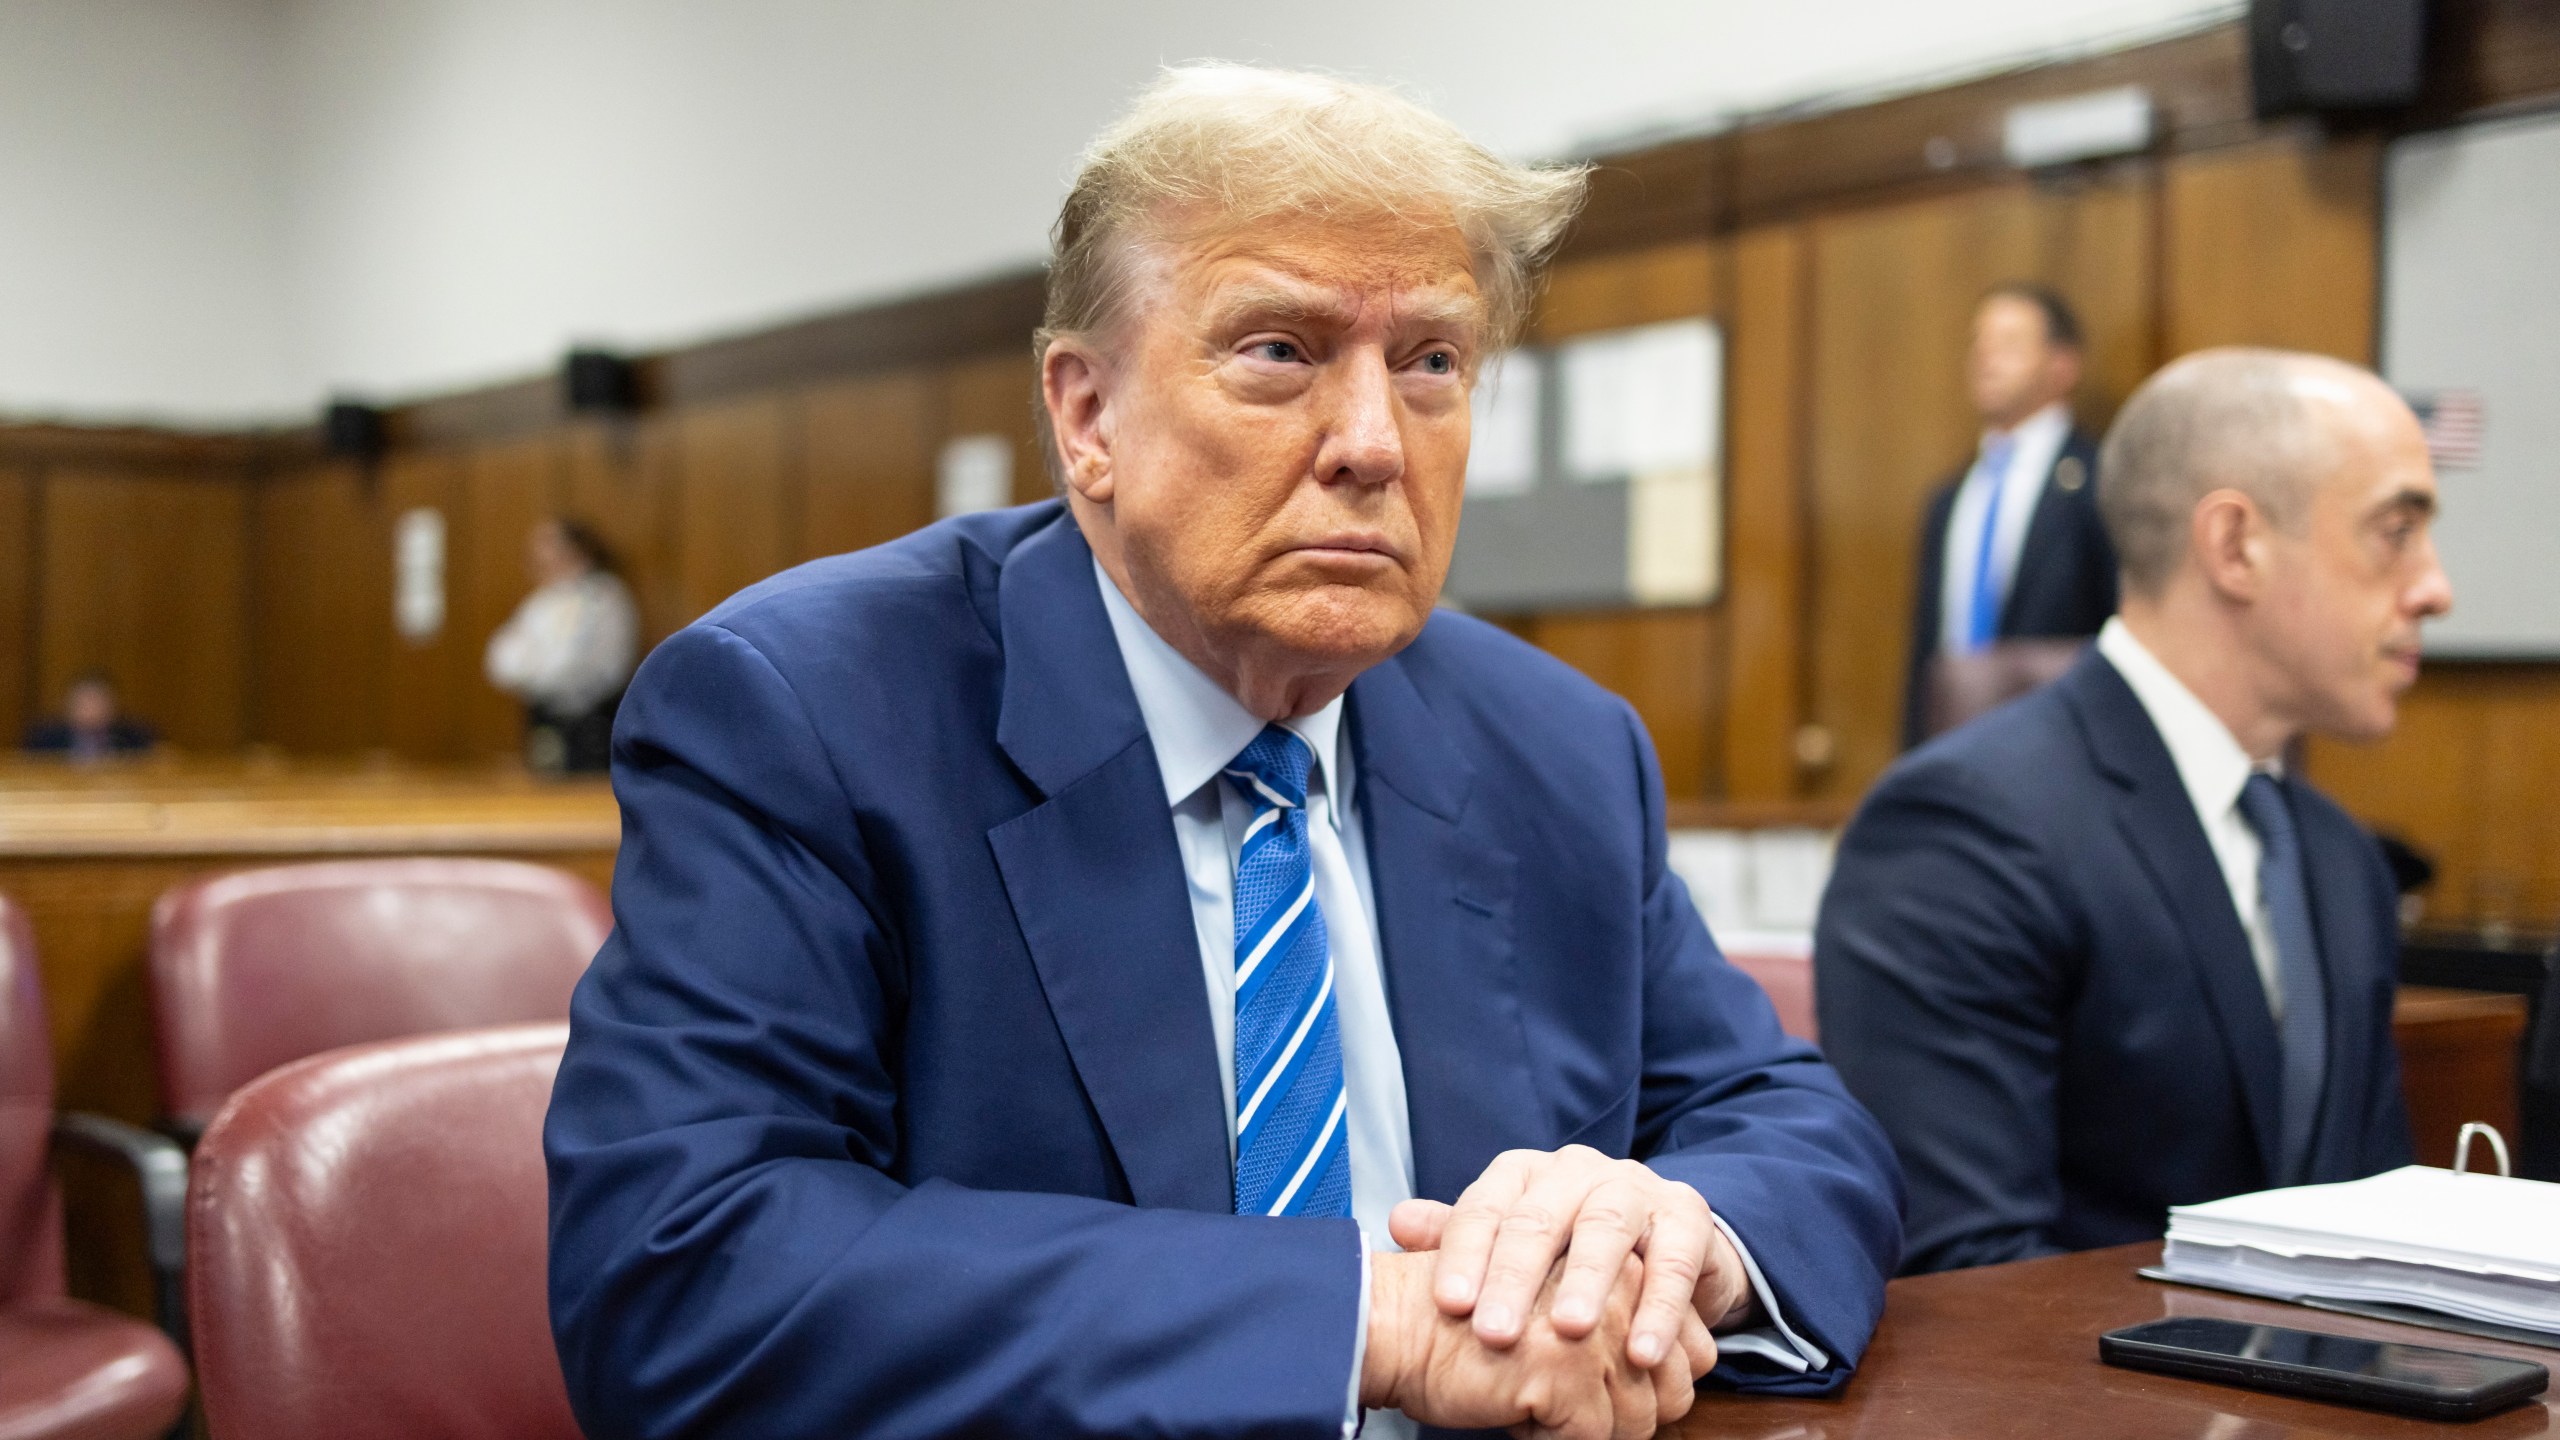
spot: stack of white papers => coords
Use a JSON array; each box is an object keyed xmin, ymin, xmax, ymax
[{"xmin": 2161, "ymin": 1166, "xmax": 2560, "ymax": 1337}]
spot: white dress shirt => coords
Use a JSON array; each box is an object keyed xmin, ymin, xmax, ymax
[
  {"xmin": 2095, "ymin": 618, "xmax": 2288, "ymax": 1015},
  {"xmin": 1095, "ymin": 562, "xmax": 1820, "ymax": 1434},
  {"xmin": 1940, "ymin": 401, "xmax": 2074, "ymax": 652},
  {"xmin": 484, "ymin": 570, "xmax": 640, "ymax": 714}
]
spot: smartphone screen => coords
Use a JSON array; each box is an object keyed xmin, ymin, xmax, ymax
[
  {"xmin": 2134, "ymin": 1318, "xmax": 2511, "ymax": 1385},
  {"xmin": 2105, "ymin": 1316, "xmax": 2549, "ymax": 1416}
]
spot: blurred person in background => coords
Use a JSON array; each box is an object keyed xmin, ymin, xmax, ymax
[
  {"xmin": 21, "ymin": 670, "xmax": 156, "ymax": 760},
  {"xmin": 1902, "ymin": 283, "xmax": 2118, "ymax": 747},
  {"xmin": 486, "ymin": 517, "xmax": 638, "ymax": 774}
]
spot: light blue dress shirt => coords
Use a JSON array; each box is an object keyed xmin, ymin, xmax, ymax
[
  {"xmin": 1093, "ymin": 560, "xmax": 1823, "ymax": 1435},
  {"xmin": 1939, "ymin": 400, "xmax": 2073, "ymax": 653}
]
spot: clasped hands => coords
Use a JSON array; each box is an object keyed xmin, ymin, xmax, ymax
[{"xmin": 1359, "ymin": 1145, "xmax": 1753, "ymax": 1440}]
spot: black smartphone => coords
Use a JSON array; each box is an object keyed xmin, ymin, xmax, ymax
[{"xmin": 2100, "ymin": 1316, "xmax": 2549, "ymax": 1420}]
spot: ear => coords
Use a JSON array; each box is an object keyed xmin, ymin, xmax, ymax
[
  {"xmin": 2191, "ymin": 488, "xmax": 2266, "ymax": 604},
  {"xmin": 1041, "ymin": 338, "xmax": 1116, "ymax": 504}
]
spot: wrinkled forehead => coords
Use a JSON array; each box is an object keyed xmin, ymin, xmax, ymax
[{"xmin": 1127, "ymin": 206, "xmax": 1488, "ymax": 340}]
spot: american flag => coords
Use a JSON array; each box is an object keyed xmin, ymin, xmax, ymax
[{"xmin": 2407, "ymin": 389, "xmax": 2485, "ymax": 469}]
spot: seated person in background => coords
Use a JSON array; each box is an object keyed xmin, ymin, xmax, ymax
[
  {"xmin": 545, "ymin": 64, "xmax": 1900, "ymax": 1440},
  {"xmin": 484, "ymin": 517, "xmax": 637, "ymax": 773},
  {"xmin": 22, "ymin": 671, "xmax": 155, "ymax": 760},
  {"xmin": 1901, "ymin": 284, "xmax": 2117, "ymax": 748},
  {"xmin": 1818, "ymin": 348, "xmax": 2452, "ymax": 1274}
]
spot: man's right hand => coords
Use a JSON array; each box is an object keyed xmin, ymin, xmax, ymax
[{"xmin": 1360, "ymin": 1247, "xmax": 1712, "ymax": 1439}]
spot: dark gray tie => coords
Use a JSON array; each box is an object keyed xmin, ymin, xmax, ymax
[{"xmin": 2238, "ymin": 773, "xmax": 2328, "ymax": 1185}]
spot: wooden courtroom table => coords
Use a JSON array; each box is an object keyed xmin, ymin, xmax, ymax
[
  {"xmin": 1678, "ymin": 1241, "xmax": 2557, "ymax": 1438},
  {"xmin": 0, "ymin": 754, "xmax": 618, "ymax": 1311}
]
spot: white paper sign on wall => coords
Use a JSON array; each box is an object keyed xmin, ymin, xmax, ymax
[
  {"xmin": 393, "ymin": 506, "xmax": 445, "ymax": 643},
  {"xmin": 937, "ymin": 434, "xmax": 1015, "ymax": 518},
  {"xmin": 1465, "ymin": 351, "xmax": 1542, "ymax": 496},
  {"xmin": 1558, "ymin": 318, "xmax": 1719, "ymax": 482}
]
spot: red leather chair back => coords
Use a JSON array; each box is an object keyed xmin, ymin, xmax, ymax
[
  {"xmin": 1724, "ymin": 943, "xmax": 1818, "ymax": 1043},
  {"xmin": 1921, "ymin": 638, "xmax": 2088, "ymax": 741},
  {"xmin": 0, "ymin": 894, "xmax": 67, "ymax": 1304},
  {"xmin": 151, "ymin": 858, "xmax": 610, "ymax": 1129},
  {"xmin": 188, "ymin": 1023, "xmax": 580, "ymax": 1440}
]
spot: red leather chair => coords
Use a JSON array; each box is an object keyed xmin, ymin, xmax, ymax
[
  {"xmin": 0, "ymin": 895, "xmax": 192, "ymax": 1440},
  {"xmin": 187, "ymin": 1023, "xmax": 580, "ymax": 1440},
  {"xmin": 1920, "ymin": 637, "xmax": 2088, "ymax": 741},
  {"xmin": 150, "ymin": 858, "xmax": 610, "ymax": 1136}
]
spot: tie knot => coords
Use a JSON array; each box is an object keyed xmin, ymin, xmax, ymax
[
  {"xmin": 1981, "ymin": 433, "xmax": 2018, "ymax": 474},
  {"xmin": 1225, "ymin": 725, "xmax": 1313, "ymax": 810},
  {"xmin": 2237, "ymin": 772, "xmax": 2294, "ymax": 845}
]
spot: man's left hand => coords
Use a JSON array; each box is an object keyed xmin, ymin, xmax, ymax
[{"xmin": 1389, "ymin": 1146, "xmax": 1753, "ymax": 1371}]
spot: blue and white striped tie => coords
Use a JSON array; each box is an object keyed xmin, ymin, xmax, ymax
[
  {"xmin": 1224, "ymin": 725, "xmax": 1351, "ymax": 1219},
  {"xmin": 1962, "ymin": 432, "xmax": 2020, "ymax": 653}
]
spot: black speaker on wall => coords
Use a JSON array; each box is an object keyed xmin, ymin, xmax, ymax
[
  {"xmin": 563, "ymin": 348, "xmax": 641, "ymax": 413},
  {"xmin": 2250, "ymin": 0, "xmax": 2427, "ymax": 117},
  {"xmin": 322, "ymin": 400, "xmax": 386, "ymax": 461}
]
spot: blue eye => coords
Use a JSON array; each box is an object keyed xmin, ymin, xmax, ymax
[
  {"xmin": 1420, "ymin": 351, "xmax": 1455, "ymax": 374},
  {"xmin": 1255, "ymin": 341, "xmax": 1300, "ymax": 363}
]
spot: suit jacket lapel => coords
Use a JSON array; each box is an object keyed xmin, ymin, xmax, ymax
[
  {"xmin": 1348, "ymin": 653, "xmax": 1538, "ymax": 1204},
  {"xmin": 2000, "ymin": 437, "xmax": 2091, "ymax": 632},
  {"xmin": 985, "ymin": 511, "xmax": 1231, "ymax": 1213},
  {"xmin": 2065, "ymin": 654, "xmax": 2284, "ymax": 1177}
]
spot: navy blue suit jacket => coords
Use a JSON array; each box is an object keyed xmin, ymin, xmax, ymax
[
  {"xmin": 1819, "ymin": 651, "xmax": 2412, "ymax": 1275},
  {"xmin": 545, "ymin": 504, "xmax": 1903, "ymax": 1440},
  {"xmin": 1901, "ymin": 432, "xmax": 2117, "ymax": 747}
]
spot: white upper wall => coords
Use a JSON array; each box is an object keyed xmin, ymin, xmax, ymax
[
  {"xmin": 0, "ymin": 0, "xmax": 298, "ymax": 425},
  {"xmin": 5, "ymin": 0, "xmax": 2236, "ymax": 424}
]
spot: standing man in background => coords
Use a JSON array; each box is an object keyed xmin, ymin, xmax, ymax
[{"xmin": 1901, "ymin": 284, "xmax": 2118, "ymax": 747}]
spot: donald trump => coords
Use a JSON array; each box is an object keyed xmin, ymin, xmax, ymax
[{"xmin": 547, "ymin": 65, "xmax": 1901, "ymax": 1440}]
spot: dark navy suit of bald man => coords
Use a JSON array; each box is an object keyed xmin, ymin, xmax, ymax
[{"xmin": 1820, "ymin": 637, "xmax": 2411, "ymax": 1276}]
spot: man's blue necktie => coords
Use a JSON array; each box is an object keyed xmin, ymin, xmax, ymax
[
  {"xmin": 1962, "ymin": 434, "xmax": 2020, "ymax": 652},
  {"xmin": 1223, "ymin": 725, "xmax": 1351, "ymax": 1219},
  {"xmin": 2238, "ymin": 773, "xmax": 2329, "ymax": 1186}
]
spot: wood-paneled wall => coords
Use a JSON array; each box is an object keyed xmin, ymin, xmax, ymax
[
  {"xmin": 37, "ymin": 470, "xmax": 251, "ymax": 750},
  {"xmin": 2308, "ymin": 668, "xmax": 2560, "ymax": 936},
  {"xmin": 243, "ymin": 353, "xmax": 1041, "ymax": 760},
  {"xmin": 1, "ymin": 437, "xmax": 258, "ymax": 752},
  {"xmin": 0, "ymin": 466, "xmax": 36, "ymax": 736}
]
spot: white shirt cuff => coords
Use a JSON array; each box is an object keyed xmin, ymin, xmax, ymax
[{"xmin": 1707, "ymin": 1211, "xmax": 1830, "ymax": 1375}]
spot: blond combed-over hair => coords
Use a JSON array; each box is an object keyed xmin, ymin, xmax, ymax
[{"xmin": 1037, "ymin": 63, "xmax": 1589, "ymax": 368}]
